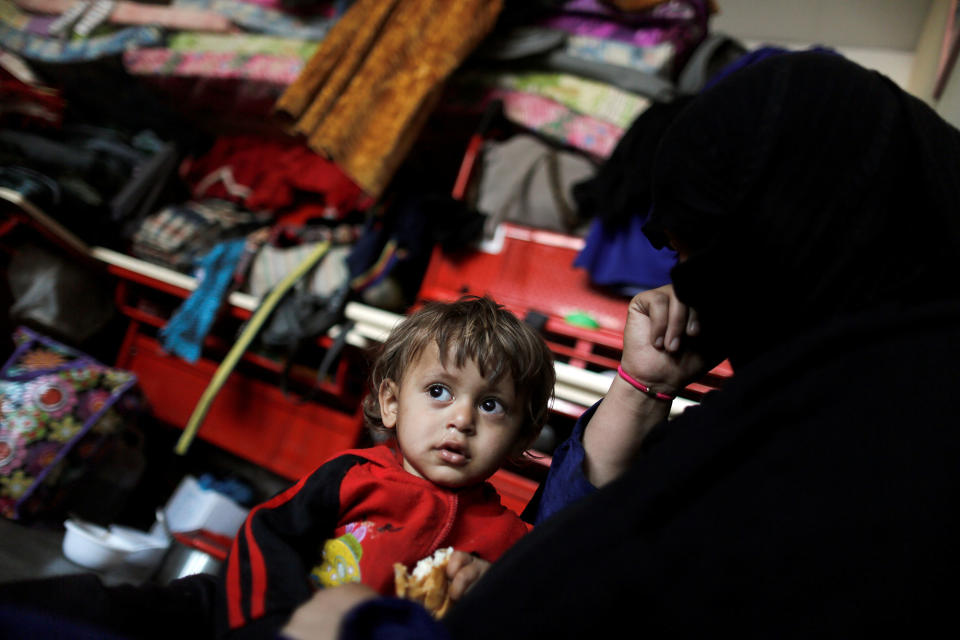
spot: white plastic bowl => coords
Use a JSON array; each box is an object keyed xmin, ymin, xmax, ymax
[
  {"xmin": 62, "ymin": 519, "xmax": 169, "ymax": 573},
  {"xmin": 62, "ymin": 519, "xmax": 127, "ymax": 570},
  {"xmin": 109, "ymin": 524, "xmax": 168, "ymax": 569}
]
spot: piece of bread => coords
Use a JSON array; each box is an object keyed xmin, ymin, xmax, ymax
[{"xmin": 393, "ymin": 547, "xmax": 453, "ymax": 618}]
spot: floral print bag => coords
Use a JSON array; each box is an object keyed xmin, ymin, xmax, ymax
[{"xmin": 0, "ymin": 327, "xmax": 140, "ymax": 521}]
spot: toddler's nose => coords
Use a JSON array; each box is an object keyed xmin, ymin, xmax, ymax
[{"xmin": 448, "ymin": 403, "xmax": 476, "ymax": 434}]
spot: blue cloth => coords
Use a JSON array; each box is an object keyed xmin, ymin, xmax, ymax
[
  {"xmin": 534, "ymin": 401, "xmax": 600, "ymax": 524},
  {"xmin": 0, "ymin": 22, "xmax": 163, "ymax": 62},
  {"xmin": 704, "ymin": 45, "xmax": 838, "ymax": 91},
  {"xmin": 573, "ymin": 46, "xmax": 838, "ymax": 295},
  {"xmin": 337, "ymin": 597, "xmax": 452, "ymax": 640},
  {"xmin": 0, "ymin": 604, "xmax": 128, "ymax": 639},
  {"xmin": 574, "ymin": 215, "xmax": 676, "ymax": 294},
  {"xmin": 160, "ymin": 239, "xmax": 247, "ymax": 363}
]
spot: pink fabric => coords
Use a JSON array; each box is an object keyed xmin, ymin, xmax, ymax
[
  {"xmin": 489, "ymin": 89, "xmax": 624, "ymax": 158},
  {"xmin": 14, "ymin": 0, "xmax": 232, "ymax": 31},
  {"xmin": 123, "ymin": 49, "xmax": 305, "ymax": 85}
]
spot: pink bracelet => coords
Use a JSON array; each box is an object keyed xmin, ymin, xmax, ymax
[{"xmin": 617, "ymin": 364, "xmax": 676, "ymax": 401}]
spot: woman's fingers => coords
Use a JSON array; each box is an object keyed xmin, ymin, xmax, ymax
[
  {"xmin": 686, "ymin": 306, "xmax": 700, "ymax": 336},
  {"xmin": 632, "ymin": 286, "xmax": 692, "ymax": 353},
  {"xmin": 446, "ymin": 552, "xmax": 491, "ymax": 602},
  {"xmin": 445, "ymin": 550, "xmax": 473, "ymax": 577},
  {"xmin": 664, "ymin": 293, "xmax": 690, "ymax": 352},
  {"xmin": 634, "ymin": 289, "xmax": 669, "ymax": 349}
]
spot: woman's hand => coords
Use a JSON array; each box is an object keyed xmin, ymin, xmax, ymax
[
  {"xmin": 620, "ymin": 284, "xmax": 707, "ymax": 396},
  {"xmin": 281, "ymin": 583, "xmax": 378, "ymax": 640},
  {"xmin": 582, "ymin": 285, "xmax": 708, "ymax": 487},
  {"xmin": 446, "ymin": 551, "xmax": 491, "ymax": 603}
]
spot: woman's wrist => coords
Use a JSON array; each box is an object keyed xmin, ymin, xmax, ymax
[
  {"xmin": 582, "ymin": 375, "xmax": 672, "ymax": 486},
  {"xmin": 616, "ymin": 364, "xmax": 677, "ymax": 401},
  {"xmin": 602, "ymin": 374, "xmax": 673, "ymax": 425}
]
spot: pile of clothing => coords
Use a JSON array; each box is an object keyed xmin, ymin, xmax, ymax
[{"xmin": 1, "ymin": 0, "xmax": 765, "ymax": 347}]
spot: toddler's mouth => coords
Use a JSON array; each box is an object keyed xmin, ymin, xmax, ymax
[{"xmin": 437, "ymin": 440, "xmax": 469, "ymax": 465}]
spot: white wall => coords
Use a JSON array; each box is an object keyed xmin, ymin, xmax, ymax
[
  {"xmin": 710, "ymin": 0, "xmax": 931, "ymax": 51},
  {"xmin": 710, "ymin": 0, "xmax": 929, "ymax": 91},
  {"xmin": 711, "ymin": 0, "xmax": 958, "ymax": 126}
]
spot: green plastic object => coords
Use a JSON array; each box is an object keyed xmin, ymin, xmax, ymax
[{"xmin": 564, "ymin": 311, "xmax": 600, "ymax": 329}]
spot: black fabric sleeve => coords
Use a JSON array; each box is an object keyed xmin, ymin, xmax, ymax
[
  {"xmin": 0, "ymin": 572, "xmax": 218, "ymax": 640},
  {"xmin": 217, "ymin": 454, "xmax": 365, "ymax": 638}
]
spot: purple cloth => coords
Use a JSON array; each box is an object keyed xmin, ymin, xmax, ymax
[
  {"xmin": 559, "ymin": 0, "xmax": 706, "ymax": 25},
  {"xmin": 541, "ymin": 0, "xmax": 711, "ymax": 53}
]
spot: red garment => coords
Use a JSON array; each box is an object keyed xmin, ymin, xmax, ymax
[
  {"xmin": 180, "ymin": 135, "xmax": 372, "ymax": 219},
  {"xmin": 223, "ymin": 445, "xmax": 530, "ymax": 633}
]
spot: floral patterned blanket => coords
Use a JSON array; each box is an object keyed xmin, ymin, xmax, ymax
[{"xmin": 0, "ymin": 327, "xmax": 139, "ymax": 520}]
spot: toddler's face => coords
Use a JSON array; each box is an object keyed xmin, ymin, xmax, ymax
[{"xmin": 379, "ymin": 344, "xmax": 526, "ymax": 488}]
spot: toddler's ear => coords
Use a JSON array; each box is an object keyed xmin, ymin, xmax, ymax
[
  {"xmin": 509, "ymin": 432, "xmax": 536, "ymax": 459},
  {"xmin": 378, "ymin": 379, "xmax": 400, "ymax": 429}
]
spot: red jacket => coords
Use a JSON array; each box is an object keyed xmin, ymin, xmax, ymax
[{"xmin": 222, "ymin": 445, "xmax": 531, "ymax": 634}]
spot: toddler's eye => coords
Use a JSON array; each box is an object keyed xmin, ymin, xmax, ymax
[
  {"xmin": 479, "ymin": 398, "xmax": 505, "ymax": 415},
  {"xmin": 428, "ymin": 384, "xmax": 451, "ymax": 401}
]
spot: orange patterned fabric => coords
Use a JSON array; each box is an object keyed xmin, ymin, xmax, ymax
[{"xmin": 275, "ymin": 0, "xmax": 503, "ymax": 200}]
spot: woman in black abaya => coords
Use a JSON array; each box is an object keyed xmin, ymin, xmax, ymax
[
  {"xmin": 283, "ymin": 51, "xmax": 960, "ymax": 640},
  {"xmin": 439, "ymin": 50, "xmax": 960, "ymax": 638}
]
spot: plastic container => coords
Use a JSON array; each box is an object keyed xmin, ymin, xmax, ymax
[
  {"xmin": 62, "ymin": 519, "xmax": 127, "ymax": 571},
  {"xmin": 62, "ymin": 518, "xmax": 168, "ymax": 575},
  {"xmin": 108, "ymin": 525, "xmax": 169, "ymax": 570},
  {"xmin": 155, "ymin": 475, "xmax": 249, "ymax": 538}
]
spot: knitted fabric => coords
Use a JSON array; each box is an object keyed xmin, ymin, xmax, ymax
[{"xmin": 159, "ymin": 238, "xmax": 247, "ymax": 363}]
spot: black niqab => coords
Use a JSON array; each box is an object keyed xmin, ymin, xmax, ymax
[{"xmin": 645, "ymin": 51, "xmax": 960, "ymax": 365}]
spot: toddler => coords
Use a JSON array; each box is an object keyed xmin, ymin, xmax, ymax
[{"xmin": 221, "ymin": 295, "xmax": 555, "ymax": 636}]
